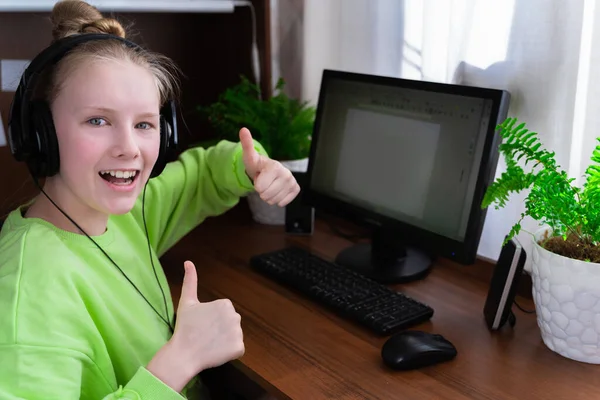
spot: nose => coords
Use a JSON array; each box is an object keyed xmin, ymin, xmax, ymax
[{"xmin": 111, "ymin": 125, "xmax": 140, "ymax": 159}]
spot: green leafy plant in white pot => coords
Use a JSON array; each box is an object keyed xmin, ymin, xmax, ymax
[
  {"xmin": 481, "ymin": 117, "xmax": 600, "ymax": 363},
  {"xmin": 199, "ymin": 76, "xmax": 315, "ymax": 225}
]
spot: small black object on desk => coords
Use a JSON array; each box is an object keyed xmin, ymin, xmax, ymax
[{"xmin": 381, "ymin": 330, "xmax": 457, "ymax": 370}]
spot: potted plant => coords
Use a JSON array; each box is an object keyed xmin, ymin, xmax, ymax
[
  {"xmin": 481, "ymin": 117, "xmax": 600, "ymax": 364},
  {"xmin": 199, "ymin": 76, "xmax": 315, "ymax": 225}
]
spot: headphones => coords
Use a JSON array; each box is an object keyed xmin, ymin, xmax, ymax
[{"xmin": 8, "ymin": 33, "xmax": 178, "ymax": 179}]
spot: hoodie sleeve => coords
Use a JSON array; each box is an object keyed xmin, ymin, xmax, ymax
[
  {"xmin": 0, "ymin": 345, "xmax": 186, "ymax": 400},
  {"xmin": 131, "ymin": 139, "xmax": 268, "ymax": 256}
]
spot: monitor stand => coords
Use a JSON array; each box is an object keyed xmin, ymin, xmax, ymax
[{"xmin": 334, "ymin": 227, "xmax": 433, "ymax": 284}]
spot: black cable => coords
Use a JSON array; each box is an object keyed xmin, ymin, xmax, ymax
[
  {"xmin": 142, "ymin": 183, "xmax": 173, "ymax": 330},
  {"xmin": 513, "ymin": 299, "xmax": 536, "ymax": 314},
  {"xmin": 33, "ymin": 177, "xmax": 174, "ymax": 334}
]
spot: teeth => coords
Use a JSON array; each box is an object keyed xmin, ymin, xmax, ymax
[{"xmin": 100, "ymin": 170, "xmax": 138, "ymax": 179}]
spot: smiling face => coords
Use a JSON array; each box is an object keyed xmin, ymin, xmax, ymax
[{"xmin": 45, "ymin": 58, "xmax": 161, "ymax": 222}]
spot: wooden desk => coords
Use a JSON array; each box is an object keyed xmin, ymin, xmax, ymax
[{"xmin": 161, "ymin": 204, "xmax": 600, "ymax": 400}]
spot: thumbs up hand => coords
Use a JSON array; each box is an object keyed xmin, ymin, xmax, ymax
[
  {"xmin": 147, "ymin": 261, "xmax": 244, "ymax": 392},
  {"xmin": 240, "ymin": 127, "xmax": 301, "ymax": 207},
  {"xmin": 174, "ymin": 261, "xmax": 245, "ymax": 369}
]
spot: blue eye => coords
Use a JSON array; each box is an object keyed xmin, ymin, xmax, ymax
[
  {"xmin": 136, "ymin": 122, "xmax": 153, "ymax": 130},
  {"xmin": 88, "ymin": 118, "xmax": 106, "ymax": 126}
]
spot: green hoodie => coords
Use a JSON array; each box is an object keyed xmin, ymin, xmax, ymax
[{"xmin": 0, "ymin": 139, "xmax": 264, "ymax": 399}]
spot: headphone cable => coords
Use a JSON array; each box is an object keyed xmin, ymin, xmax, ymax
[
  {"xmin": 32, "ymin": 177, "xmax": 174, "ymax": 334},
  {"xmin": 142, "ymin": 183, "xmax": 172, "ymax": 330}
]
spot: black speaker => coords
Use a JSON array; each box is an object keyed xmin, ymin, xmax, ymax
[
  {"xmin": 285, "ymin": 172, "xmax": 314, "ymax": 235},
  {"xmin": 483, "ymin": 236, "xmax": 527, "ymax": 330}
]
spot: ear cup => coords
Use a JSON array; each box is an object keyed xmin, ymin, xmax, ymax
[
  {"xmin": 150, "ymin": 114, "xmax": 170, "ymax": 178},
  {"xmin": 29, "ymin": 101, "xmax": 60, "ymax": 178},
  {"xmin": 150, "ymin": 100, "xmax": 178, "ymax": 178}
]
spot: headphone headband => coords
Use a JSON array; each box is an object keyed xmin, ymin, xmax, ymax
[{"xmin": 8, "ymin": 33, "xmax": 177, "ymax": 178}]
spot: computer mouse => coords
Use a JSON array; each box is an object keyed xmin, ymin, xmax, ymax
[{"xmin": 381, "ymin": 330, "xmax": 457, "ymax": 370}]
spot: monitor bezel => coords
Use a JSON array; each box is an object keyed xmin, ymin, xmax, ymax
[{"xmin": 303, "ymin": 69, "xmax": 511, "ymax": 265}]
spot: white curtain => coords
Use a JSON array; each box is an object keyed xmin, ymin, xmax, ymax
[
  {"xmin": 271, "ymin": 0, "xmax": 597, "ymax": 265},
  {"xmin": 271, "ymin": 0, "xmax": 405, "ymax": 100}
]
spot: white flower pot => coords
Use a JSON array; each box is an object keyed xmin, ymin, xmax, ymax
[
  {"xmin": 531, "ymin": 228, "xmax": 600, "ymax": 363},
  {"xmin": 247, "ymin": 158, "xmax": 309, "ymax": 225}
]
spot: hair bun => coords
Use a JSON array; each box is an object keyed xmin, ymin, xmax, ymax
[
  {"xmin": 81, "ymin": 19, "xmax": 126, "ymax": 38},
  {"xmin": 51, "ymin": 0, "xmax": 126, "ymax": 40}
]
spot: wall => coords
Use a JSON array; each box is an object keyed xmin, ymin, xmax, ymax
[{"xmin": 0, "ymin": 1, "xmax": 271, "ymax": 218}]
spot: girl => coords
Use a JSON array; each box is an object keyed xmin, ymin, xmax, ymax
[{"xmin": 0, "ymin": 0, "xmax": 299, "ymax": 399}]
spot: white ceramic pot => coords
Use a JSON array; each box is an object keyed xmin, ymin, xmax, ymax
[
  {"xmin": 247, "ymin": 158, "xmax": 309, "ymax": 225},
  {"xmin": 531, "ymin": 228, "xmax": 600, "ymax": 363}
]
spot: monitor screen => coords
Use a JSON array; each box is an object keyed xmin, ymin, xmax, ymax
[{"xmin": 304, "ymin": 69, "xmax": 510, "ymax": 283}]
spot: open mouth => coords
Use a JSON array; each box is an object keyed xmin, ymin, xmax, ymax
[{"xmin": 98, "ymin": 170, "xmax": 140, "ymax": 186}]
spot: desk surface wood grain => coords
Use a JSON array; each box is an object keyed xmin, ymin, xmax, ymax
[{"xmin": 161, "ymin": 204, "xmax": 600, "ymax": 400}]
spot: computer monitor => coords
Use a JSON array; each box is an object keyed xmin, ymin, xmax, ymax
[{"xmin": 303, "ymin": 69, "xmax": 510, "ymax": 284}]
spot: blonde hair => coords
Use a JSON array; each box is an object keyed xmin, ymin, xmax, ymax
[{"xmin": 40, "ymin": 0, "xmax": 180, "ymax": 105}]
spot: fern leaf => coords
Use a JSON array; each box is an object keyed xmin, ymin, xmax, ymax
[
  {"xmin": 483, "ymin": 117, "xmax": 585, "ymax": 242},
  {"xmin": 481, "ymin": 166, "xmax": 534, "ymax": 209}
]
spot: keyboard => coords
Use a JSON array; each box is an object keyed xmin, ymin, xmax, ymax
[{"xmin": 250, "ymin": 247, "xmax": 434, "ymax": 335}]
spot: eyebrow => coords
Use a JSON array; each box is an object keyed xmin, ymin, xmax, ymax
[{"xmin": 80, "ymin": 106, "xmax": 159, "ymax": 118}]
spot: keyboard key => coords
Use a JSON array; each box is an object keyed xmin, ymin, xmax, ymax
[{"xmin": 250, "ymin": 247, "xmax": 434, "ymax": 335}]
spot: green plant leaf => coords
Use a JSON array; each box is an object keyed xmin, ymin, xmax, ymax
[
  {"xmin": 198, "ymin": 75, "xmax": 315, "ymax": 160},
  {"xmin": 481, "ymin": 117, "xmax": 586, "ymax": 244}
]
